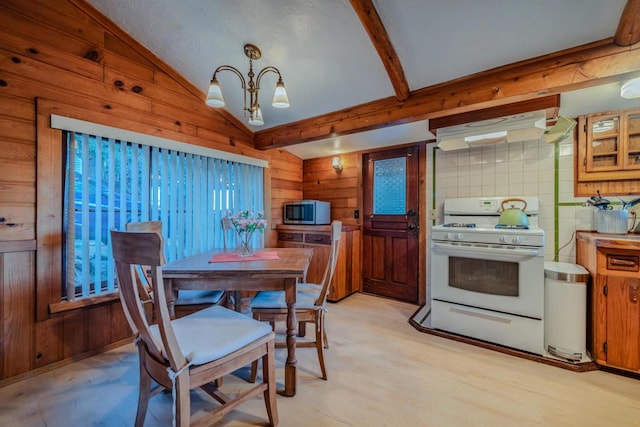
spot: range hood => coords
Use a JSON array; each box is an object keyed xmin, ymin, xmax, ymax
[{"xmin": 435, "ymin": 110, "xmax": 547, "ymax": 151}]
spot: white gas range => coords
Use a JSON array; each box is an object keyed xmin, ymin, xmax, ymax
[{"xmin": 430, "ymin": 196, "xmax": 545, "ymax": 355}]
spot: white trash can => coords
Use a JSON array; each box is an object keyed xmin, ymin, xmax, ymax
[{"xmin": 544, "ymin": 262, "xmax": 591, "ymax": 362}]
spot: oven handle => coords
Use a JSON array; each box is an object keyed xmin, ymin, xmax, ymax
[{"xmin": 431, "ymin": 242, "xmax": 540, "ymax": 257}]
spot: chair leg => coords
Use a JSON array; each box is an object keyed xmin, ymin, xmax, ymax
[
  {"xmin": 315, "ymin": 317, "xmax": 327, "ymax": 380},
  {"xmin": 297, "ymin": 321, "xmax": 306, "ymax": 337},
  {"xmin": 263, "ymin": 339, "xmax": 279, "ymax": 426},
  {"xmin": 175, "ymin": 373, "xmax": 191, "ymax": 427},
  {"xmin": 135, "ymin": 351, "xmax": 152, "ymax": 427},
  {"xmin": 249, "ymin": 359, "xmax": 259, "ymax": 383},
  {"xmin": 322, "ymin": 318, "xmax": 329, "ymax": 349},
  {"xmin": 249, "ymin": 311, "xmax": 262, "ymax": 383}
]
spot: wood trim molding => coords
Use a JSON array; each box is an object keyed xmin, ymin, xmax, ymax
[
  {"xmin": 255, "ymin": 39, "xmax": 640, "ymax": 150},
  {"xmin": 349, "ymin": 0, "xmax": 410, "ymax": 102},
  {"xmin": 36, "ymin": 98, "xmax": 64, "ymax": 322},
  {"xmin": 615, "ymin": 0, "xmax": 640, "ymax": 46},
  {"xmin": 0, "ymin": 240, "xmax": 36, "ymax": 253},
  {"xmin": 49, "ymin": 291, "xmax": 120, "ymax": 314}
]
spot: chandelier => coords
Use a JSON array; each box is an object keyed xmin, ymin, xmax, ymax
[{"xmin": 205, "ymin": 44, "xmax": 290, "ymax": 126}]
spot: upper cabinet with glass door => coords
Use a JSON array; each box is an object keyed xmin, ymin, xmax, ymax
[{"xmin": 577, "ymin": 107, "xmax": 640, "ymax": 182}]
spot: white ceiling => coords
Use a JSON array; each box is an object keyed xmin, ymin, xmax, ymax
[{"xmin": 86, "ymin": 0, "xmax": 636, "ymax": 158}]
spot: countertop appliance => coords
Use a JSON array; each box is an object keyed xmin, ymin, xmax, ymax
[
  {"xmin": 283, "ymin": 200, "xmax": 331, "ymax": 225},
  {"xmin": 430, "ymin": 196, "xmax": 545, "ymax": 355}
]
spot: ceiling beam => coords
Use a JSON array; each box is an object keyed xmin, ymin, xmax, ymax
[
  {"xmin": 255, "ymin": 39, "xmax": 640, "ymax": 150},
  {"xmin": 615, "ymin": 0, "xmax": 640, "ymax": 46},
  {"xmin": 349, "ymin": 0, "xmax": 410, "ymax": 102}
]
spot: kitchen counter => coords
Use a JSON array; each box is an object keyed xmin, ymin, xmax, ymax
[
  {"xmin": 276, "ymin": 224, "xmax": 361, "ymax": 232},
  {"xmin": 576, "ymin": 231, "xmax": 640, "ymax": 250}
]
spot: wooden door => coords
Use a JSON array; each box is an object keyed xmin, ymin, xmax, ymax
[
  {"xmin": 605, "ymin": 275, "xmax": 640, "ymax": 372},
  {"xmin": 362, "ymin": 146, "xmax": 420, "ymax": 303}
]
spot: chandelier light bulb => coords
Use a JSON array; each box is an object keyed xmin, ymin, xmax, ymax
[
  {"xmin": 205, "ymin": 77, "xmax": 225, "ymax": 107},
  {"xmin": 248, "ymin": 106, "xmax": 264, "ymax": 126},
  {"xmin": 272, "ymin": 79, "xmax": 290, "ymax": 108}
]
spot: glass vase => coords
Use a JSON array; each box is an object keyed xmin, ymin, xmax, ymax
[{"xmin": 237, "ymin": 231, "xmax": 254, "ymax": 257}]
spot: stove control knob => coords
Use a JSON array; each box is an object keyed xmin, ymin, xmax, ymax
[
  {"xmin": 499, "ymin": 235, "xmax": 509, "ymax": 243},
  {"xmin": 446, "ymin": 233, "xmax": 454, "ymax": 240},
  {"xmin": 455, "ymin": 233, "xmax": 464, "ymax": 240},
  {"xmin": 512, "ymin": 236, "xmax": 522, "ymax": 244}
]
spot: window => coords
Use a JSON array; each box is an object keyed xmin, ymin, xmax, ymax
[{"xmin": 63, "ymin": 131, "xmax": 264, "ymax": 300}]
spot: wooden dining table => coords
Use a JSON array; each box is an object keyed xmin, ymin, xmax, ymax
[{"xmin": 161, "ymin": 247, "xmax": 314, "ymax": 397}]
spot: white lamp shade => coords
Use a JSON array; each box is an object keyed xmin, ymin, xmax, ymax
[
  {"xmin": 621, "ymin": 77, "xmax": 640, "ymax": 99},
  {"xmin": 248, "ymin": 106, "xmax": 264, "ymax": 126},
  {"xmin": 205, "ymin": 78, "xmax": 225, "ymax": 107},
  {"xmin": 272, "ymin": 81, "xmax": 290, "ymax": 108}
]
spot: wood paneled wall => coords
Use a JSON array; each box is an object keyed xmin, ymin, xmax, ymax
[
  {"xmin": 303, "ymin": 152, "xmax": 362, "ymax": 226},
  {"xmin": 0, "ymin": 0, "xmax": 301, "ymax": 384}
]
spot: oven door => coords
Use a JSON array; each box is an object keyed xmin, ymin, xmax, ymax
[{"xmin": 430, "ymin": 241, "xmax": 544, "ymax": 318}]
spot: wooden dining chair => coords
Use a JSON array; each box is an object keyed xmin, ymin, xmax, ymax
[
  {"xmin": 111, "ymin": 230, "xmax": 278, "ymax": 427},
  {"xmin": 126, "ymin": 221, "xmax": 227, "ymax": 317},
  {"xmin": 249, "ymin": 220, "xmax": 342, "ymax": 381}
]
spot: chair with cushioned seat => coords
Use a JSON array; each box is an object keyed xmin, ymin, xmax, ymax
[
  {"xmin": 126, "ymin": 221, "xmax": 227, "ymax": 317},
  {"xmin": 111, "ymin": 229, "xmax": 278, "ymax": 427},
  {"xmin": 249, "ymin": 220, "xmax": 342, "ymax": 380}
]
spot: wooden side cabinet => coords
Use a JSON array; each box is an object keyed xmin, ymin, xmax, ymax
[
  {"xmin": 276, "ymin": 224, "xmax": 361, "ymax": 301},
  {"xmin": 577, "ymin": 232, "xmax": 640, "ymax": 373}
]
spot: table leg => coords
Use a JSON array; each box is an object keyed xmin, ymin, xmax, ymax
[{"xmin": 283, "ymin": 277, "xmax": 297, "ymax": 397}]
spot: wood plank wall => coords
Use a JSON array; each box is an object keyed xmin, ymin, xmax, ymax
[
  {"xmin": 0, "ymin": 0, "xmax": 302, "ymax": 384},
  {"xmin": 303, "ymin": 152, "xmax": 362, "ymax": 226}
]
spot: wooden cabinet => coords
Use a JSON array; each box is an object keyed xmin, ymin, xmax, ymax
[
  {"xmin": 577, "ymin": 232, "xmax": 640, "ymax": 373},
  {"xmin": 577, "ymin": 107, "xmax": 640, "ymax": 182},
  {"xmin": 276, "ymin": 224, "xmax": 361, "ymax": 301}
]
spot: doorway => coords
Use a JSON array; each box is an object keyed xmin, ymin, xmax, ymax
[{"xmin": 362, "ymin": 145, "xmax": 422, "ymax": 304}]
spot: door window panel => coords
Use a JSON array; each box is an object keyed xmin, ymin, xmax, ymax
[{"xmin": 373, "ymin": 157, "xmax": 406, "ymax": 215}]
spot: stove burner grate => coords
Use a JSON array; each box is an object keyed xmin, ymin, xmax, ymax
[
  {"xmin": 495, "ymin": 224, "xmax": 529, "ymax": 230},
  {"xmin": 442, "ymin": 223, "xmax": 476, "ymax": 228}
]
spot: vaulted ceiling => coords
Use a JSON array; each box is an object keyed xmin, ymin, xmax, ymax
[{"xmin": 84, "ymin": 0, "xmax": 640, "ymax": 158}]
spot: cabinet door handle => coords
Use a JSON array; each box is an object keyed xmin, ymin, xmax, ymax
[
  {"xmin": 631, "ymin": 285, "xmax": 639, "ymax": 303},
  {"xmin": 610, "ymin": 258, "xmax": 637, "ymax": 267}
]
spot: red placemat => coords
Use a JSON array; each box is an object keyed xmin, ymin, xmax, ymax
[{"xmin": 209, "ymin": 250, "xmax": 280, "ymax": 263}]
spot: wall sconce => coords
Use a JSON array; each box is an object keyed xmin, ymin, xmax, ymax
[{"xmin": 332, "ymin": 156, "xmax": 343, "ymax": 172}]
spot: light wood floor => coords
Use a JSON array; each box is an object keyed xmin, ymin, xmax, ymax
[{"xmin": 1, "ymin": 293, "xmax": 639, "ymax": 426}]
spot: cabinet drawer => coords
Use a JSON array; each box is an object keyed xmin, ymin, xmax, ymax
[
  {"xmin": 278, "ymin": 232, "xmax": 302, "ymax": 243},
  {"xmin": 305, "ymin": 233, "xmax": 331, "ymax": 245},
  {"xmin": 606, "ymin": 254, "xmax": 639, "ymax": 272}
]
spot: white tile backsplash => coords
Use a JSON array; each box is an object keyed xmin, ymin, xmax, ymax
[{"xmin": 430, "ymin": 137, "xmax": 636, "ymax": 264}]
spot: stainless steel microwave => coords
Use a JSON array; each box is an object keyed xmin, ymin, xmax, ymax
[{"xmin": 283, "ymin": 200, "xmax": 331, "ymax": 225}]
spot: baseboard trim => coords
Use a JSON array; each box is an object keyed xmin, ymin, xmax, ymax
[
  {"xmin": 0, "ymin": 338, "xmax": 132, "ymax": 388},
  {"xmin": 408, "ymin": 304, "xmax": 598, "ymax": 373}
]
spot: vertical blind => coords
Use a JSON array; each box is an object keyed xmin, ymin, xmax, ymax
[{"xmin": 64, "ymin": 131, "xmax": 265, "ymax": 300}]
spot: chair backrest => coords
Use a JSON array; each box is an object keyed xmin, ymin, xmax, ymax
[
  {"xmin": 125, "ymin": 221, "xmax": 165, "ymax": 317},
  {"xmin": 111, "ymin": 229, "xmax": 188, "ymax": 371},
  {"xmin": 221, "ymin": 217, "xmax": 235, "ymax": 249},
  {"xmin": 314, "ymin": 220, "xmax": 342, "ymax": 306},
  {"xmin": 126, "ymin": 220, "xmax": 166, "ymax": 264}
]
